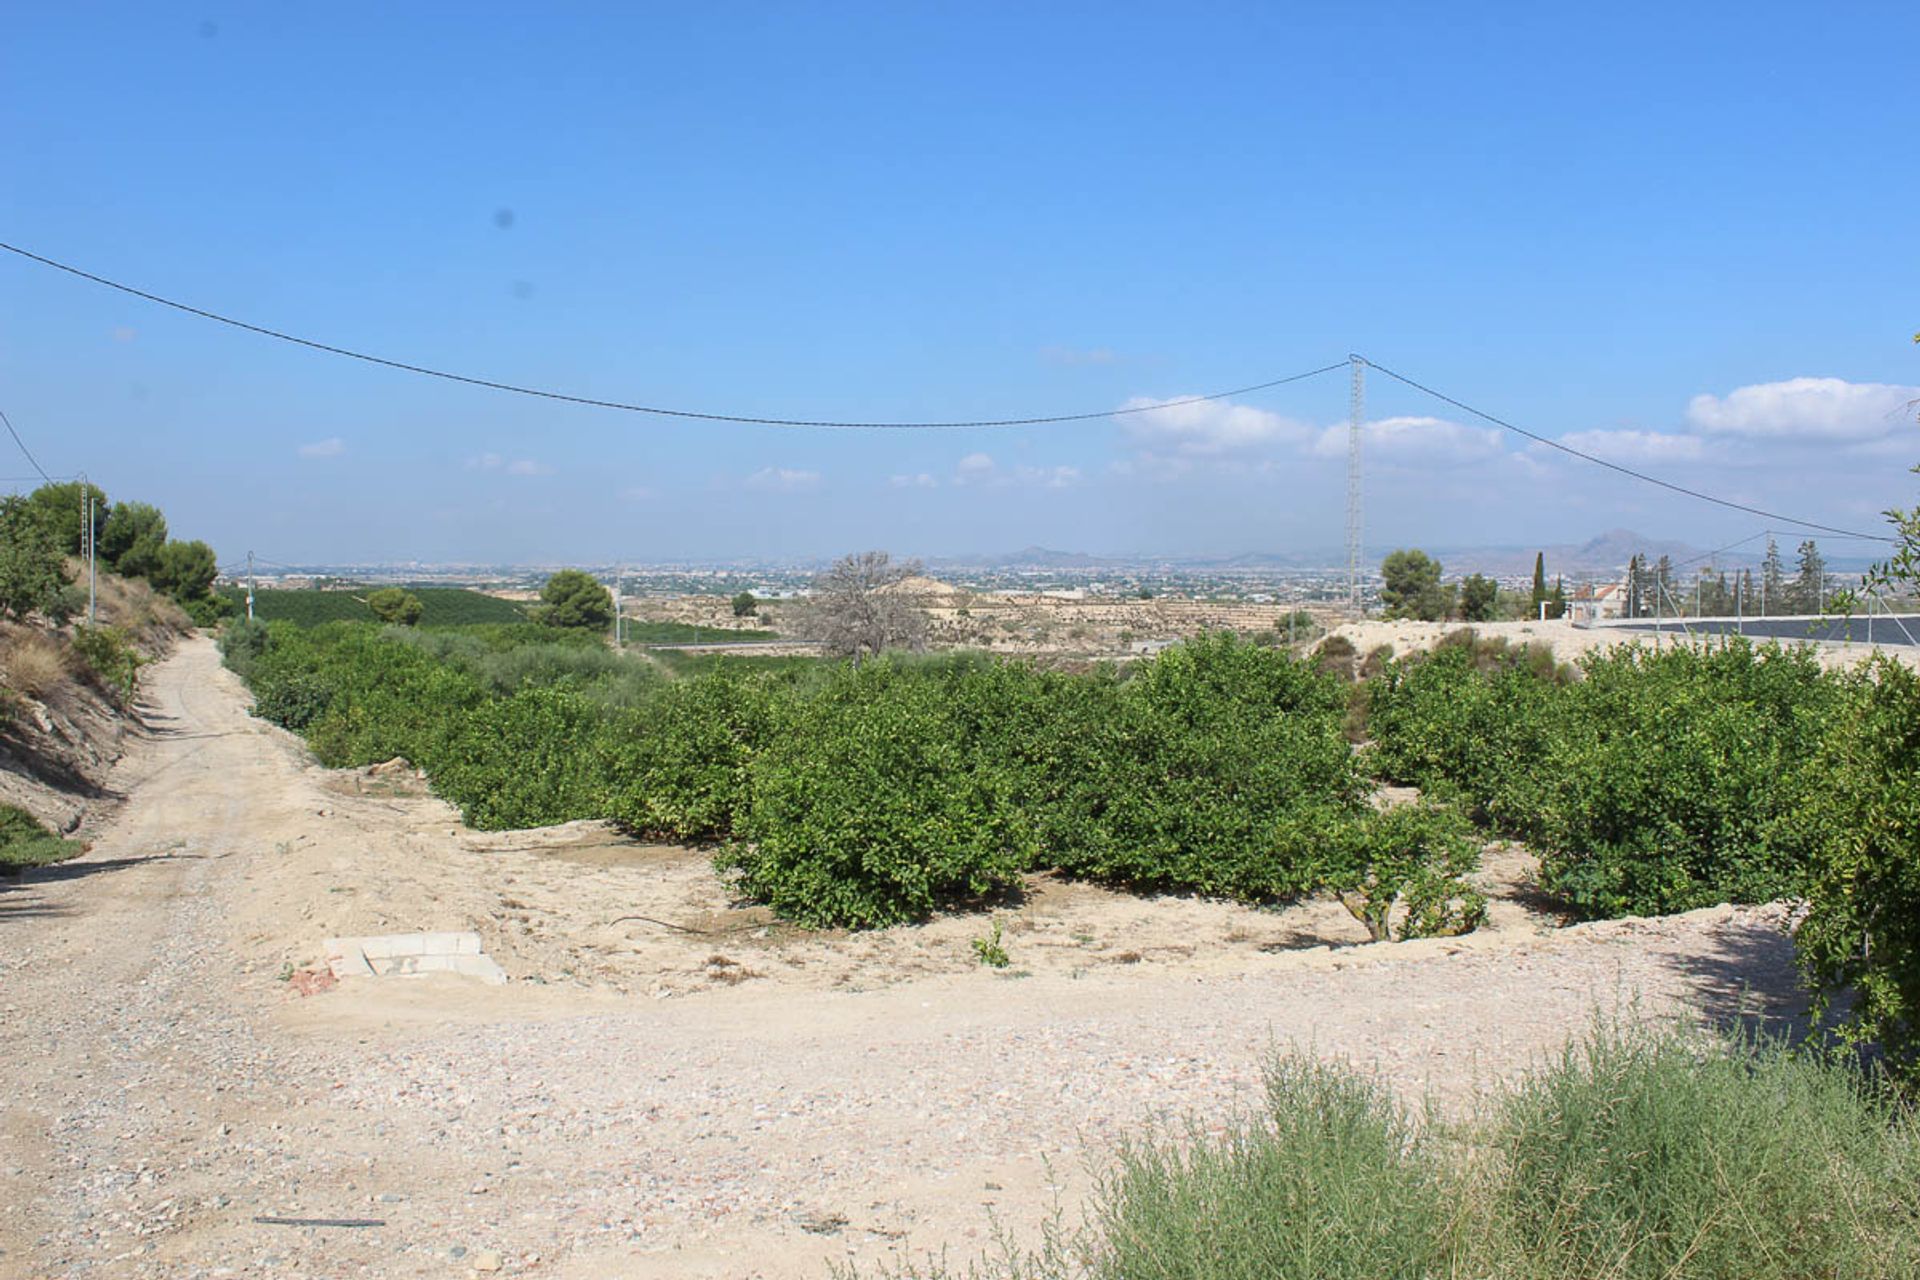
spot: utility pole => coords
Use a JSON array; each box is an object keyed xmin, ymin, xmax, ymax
[
  {"xmin": 80, "ymin": 476, "xmax": 98, "ymax": 624},
  {"xmin": 611, "ymin": 567, "xmax": 624, "ymax": 648},
  {"xmin": 1345, "ymin": 354, "xmax": 1365, "ymax": 615},
  {"xmin": 246, "ymin": 551, "xmax": 256, "ymax": 621}
]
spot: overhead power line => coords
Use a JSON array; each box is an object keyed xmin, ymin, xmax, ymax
[
  {"xmin": 1, "ymin": 240, "xmax": 1892, "ymax": 543},
  {"xmin": 0, "ymin": 408, "xmax": 53, "ymax": 483},
  {"xmin": 0, "ymin": 241, "xmax": 1346, "ymax": 428},
  {"xmin": 1359, "ymin": 357, "xmax": 1895, "ymax": 543}
]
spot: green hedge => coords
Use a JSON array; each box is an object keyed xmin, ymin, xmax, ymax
[
  {"xmin": 227, "ymin": 625, "xmax": 1469, "ymax": 929},
  {"xmin": 1365, "ymin": 634, "xmax": 1839, "ymax": 920},
  {"xmin": 219, "ymin": 586, "xmax": 528, "ymax": 627}
]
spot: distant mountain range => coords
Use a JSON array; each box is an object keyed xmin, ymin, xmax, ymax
[
  {"xmin": 931, "ymin": 529, "xmax": 1878, "ymax": 578},
  {"xmin": 1434, "ymin": 530, "xmax": 1709, "ymax": 579}
]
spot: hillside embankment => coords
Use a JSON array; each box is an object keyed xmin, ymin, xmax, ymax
[{"xmin": 0, "ymin": 573, "xmax": 189, "ymax": 835}]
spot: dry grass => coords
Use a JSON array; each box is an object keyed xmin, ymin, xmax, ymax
[
  {"xmin": 73, "ymin": 563, "xmax": 191, "ymax": 643},
  {"xmin": 0, "ymin": 626, "xmax": 71, "ymax": 701}
]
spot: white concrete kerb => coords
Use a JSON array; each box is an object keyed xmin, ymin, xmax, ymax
[{"xmin": 323, "ymin": 932, "xmax": 507, "ymax": 985}]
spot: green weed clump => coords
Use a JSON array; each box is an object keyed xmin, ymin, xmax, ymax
[
  {"xmin": 0, "ymin": 803, "xmax": 80, "ymax": 870},
  {"xmin": 1086, "ymin": 1057, "xmax": 1462, "ymax": 1280},
  {"xmin": 1489, "ymin": 1022, "xmax": 1920, "ymax": 1280},
  {"xmin": 870, "ymin": 1025, "xmax": 1920, "ymax": 1280},
  {"xmin": 68, "ymin": 624, "xmax": 143, "ymax": 704}
]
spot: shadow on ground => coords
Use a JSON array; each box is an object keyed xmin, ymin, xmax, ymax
[{"xmin": 1658, "ymin": 916, "xmax": 1821, "ymax": 1043}]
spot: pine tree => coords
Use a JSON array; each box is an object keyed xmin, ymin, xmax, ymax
[
  {"xmin": 1699, "ymin": 569, "xmax": 1731, "ymax": 616},
  {"xmin": 1761, "ymin": 538, "xmax": 1786, "ymax": 616},
  {"xmin": 1794, "ymin": 539, "xmax": 1827, "ymax": 613},
  {"xmin": 1655, "ymin": 555, "xmax": 1676, "ymax": 614}
]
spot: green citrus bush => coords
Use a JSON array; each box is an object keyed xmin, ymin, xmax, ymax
[
  {"xmin": 1367, "ymin": 636, "xmax": 1840, "ymax": 921},
  {"xmin": 433, "ymin": 685, "xmax": 629, "ymax": 829},
  {"xmin": 726, "ymin": 661, "xmax": 1040, "ymax": 927},
  {"xmin": 604, "ymin": 668, "xmax": 794, "ymax": 842},
  {"xmin": 1528, "ymin": 641, "xmax": 1839, "ymax": 919},
  {"xmin": 1364, "ymin": 632, "xmax": 1564, "ymax": 833},
  {"xmin": 1790, "ymin": 657, "xmax": 1920, "ymax": 1072}
]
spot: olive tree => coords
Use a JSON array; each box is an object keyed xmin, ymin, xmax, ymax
[{"xmin": 803, "ymin": 550, "xmax": 927, "ymax": 664}]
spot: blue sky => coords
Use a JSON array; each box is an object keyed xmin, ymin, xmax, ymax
[{"xmin": 3, "ymin": 3, "xmax": 1916, "ymax": 566}]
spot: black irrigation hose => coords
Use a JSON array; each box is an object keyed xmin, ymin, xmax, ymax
[{"xmin": 606, "ymin": 913, "xmax": 773, "ymax": 936}]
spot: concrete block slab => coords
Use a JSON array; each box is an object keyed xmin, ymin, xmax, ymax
[{"xmin": 322, "ymin": 932, "xmax": 505, "ymax": 985}]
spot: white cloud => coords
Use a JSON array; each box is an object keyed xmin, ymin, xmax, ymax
[
  {"xmin": 744, "ymin": 466, "xmax": 822, "ymax": 493},
  {"xmin": 954, "ymin": 452, "xmax": 998, "ymax": 485},
  {"xmin": 1040, "ymin": 345, "xmax": 1119, "ymax": 367},
  {"xmin": 466, "ymin": 452, "xmax": 550, "ymax": 476},
  {"xmin": 1686, "ymin": 377, "xmax": 1920, "ymax": 441},
  {"xmin": 297, "ymin": 436, "xmax": 345, "ymax": 459},
  {"xmin": 951, "ymin": 453, "xmax": 1081, "ymax": 489},
  {"xmin": 1309, "ymin": 416, "xmax": 1503, "ymax": 467},
  {"xmin": 1013, "ymin": 464, "xmax": 1082, "ymax": 489},
  {"xmin": 1552, "ymin": 429, "xmax": 1708, "ymax": 464},
  {"xmin": 1118, "ymin": 395, "xmax": 1313, "ymax": 457},
  {"xmin": 888, "ymin": 472, "xmax": 939, "ymax": 489}
]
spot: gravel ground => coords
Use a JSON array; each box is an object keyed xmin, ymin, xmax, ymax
[{"xmin": 0, "ymin": 638, "xmax": 1813, "ymax": 1279}]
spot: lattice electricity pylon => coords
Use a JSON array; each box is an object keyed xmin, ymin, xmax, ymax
[{"xmin": 1345, "ymin": 355, "xmax": 1365, "ymax": 613}]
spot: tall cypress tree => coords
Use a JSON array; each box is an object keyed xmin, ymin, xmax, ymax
[
  {"xmin": 1761, "ymin": 538, "xmax": 1786, "ymax": 615},
  {"xmin": 1530, "ymin": 552, "xmax": 1548, "ymax": 617},
  {"xmin": 1794, "ymin": 539, "xmax": 1827, "ymax": 612}
]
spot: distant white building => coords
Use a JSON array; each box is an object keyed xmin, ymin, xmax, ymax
[{"xmin": 1570, "ymin": 581, "xmax": 1627, "ymax": 621}]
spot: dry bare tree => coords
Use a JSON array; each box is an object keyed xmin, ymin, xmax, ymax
[{"xmin": 803, "ymin": 550, "xmax": 928, "ymax": 664}]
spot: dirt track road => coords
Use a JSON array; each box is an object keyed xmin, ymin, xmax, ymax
[{"xmin": 0, "ymin": 638, "xmax": 1812, "ymax": 1279}]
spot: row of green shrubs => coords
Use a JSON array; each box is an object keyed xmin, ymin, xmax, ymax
[
  {"xmin": 1361, "ymin": 629, "xmax": 1920, "ymax": 1069},
  {"xmin": 1363, "ymin": 632, "xmax": 1840, "ymax": 919},
  {"xmin": 223, "ymin": 621, "xmax": 1485, "ymax": 932},
  {"xmin": 885, "ymin": 1021, "xmax": 1920, "ymax": 1280},
  {"xmin": 225, "ymin": 617, "xmax": 1920, "ymax": 1071}
]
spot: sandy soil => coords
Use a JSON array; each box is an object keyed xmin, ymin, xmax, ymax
[{"xmin": 0, "ymin": 638, "xmax": 1815, "ymax": 1279}]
